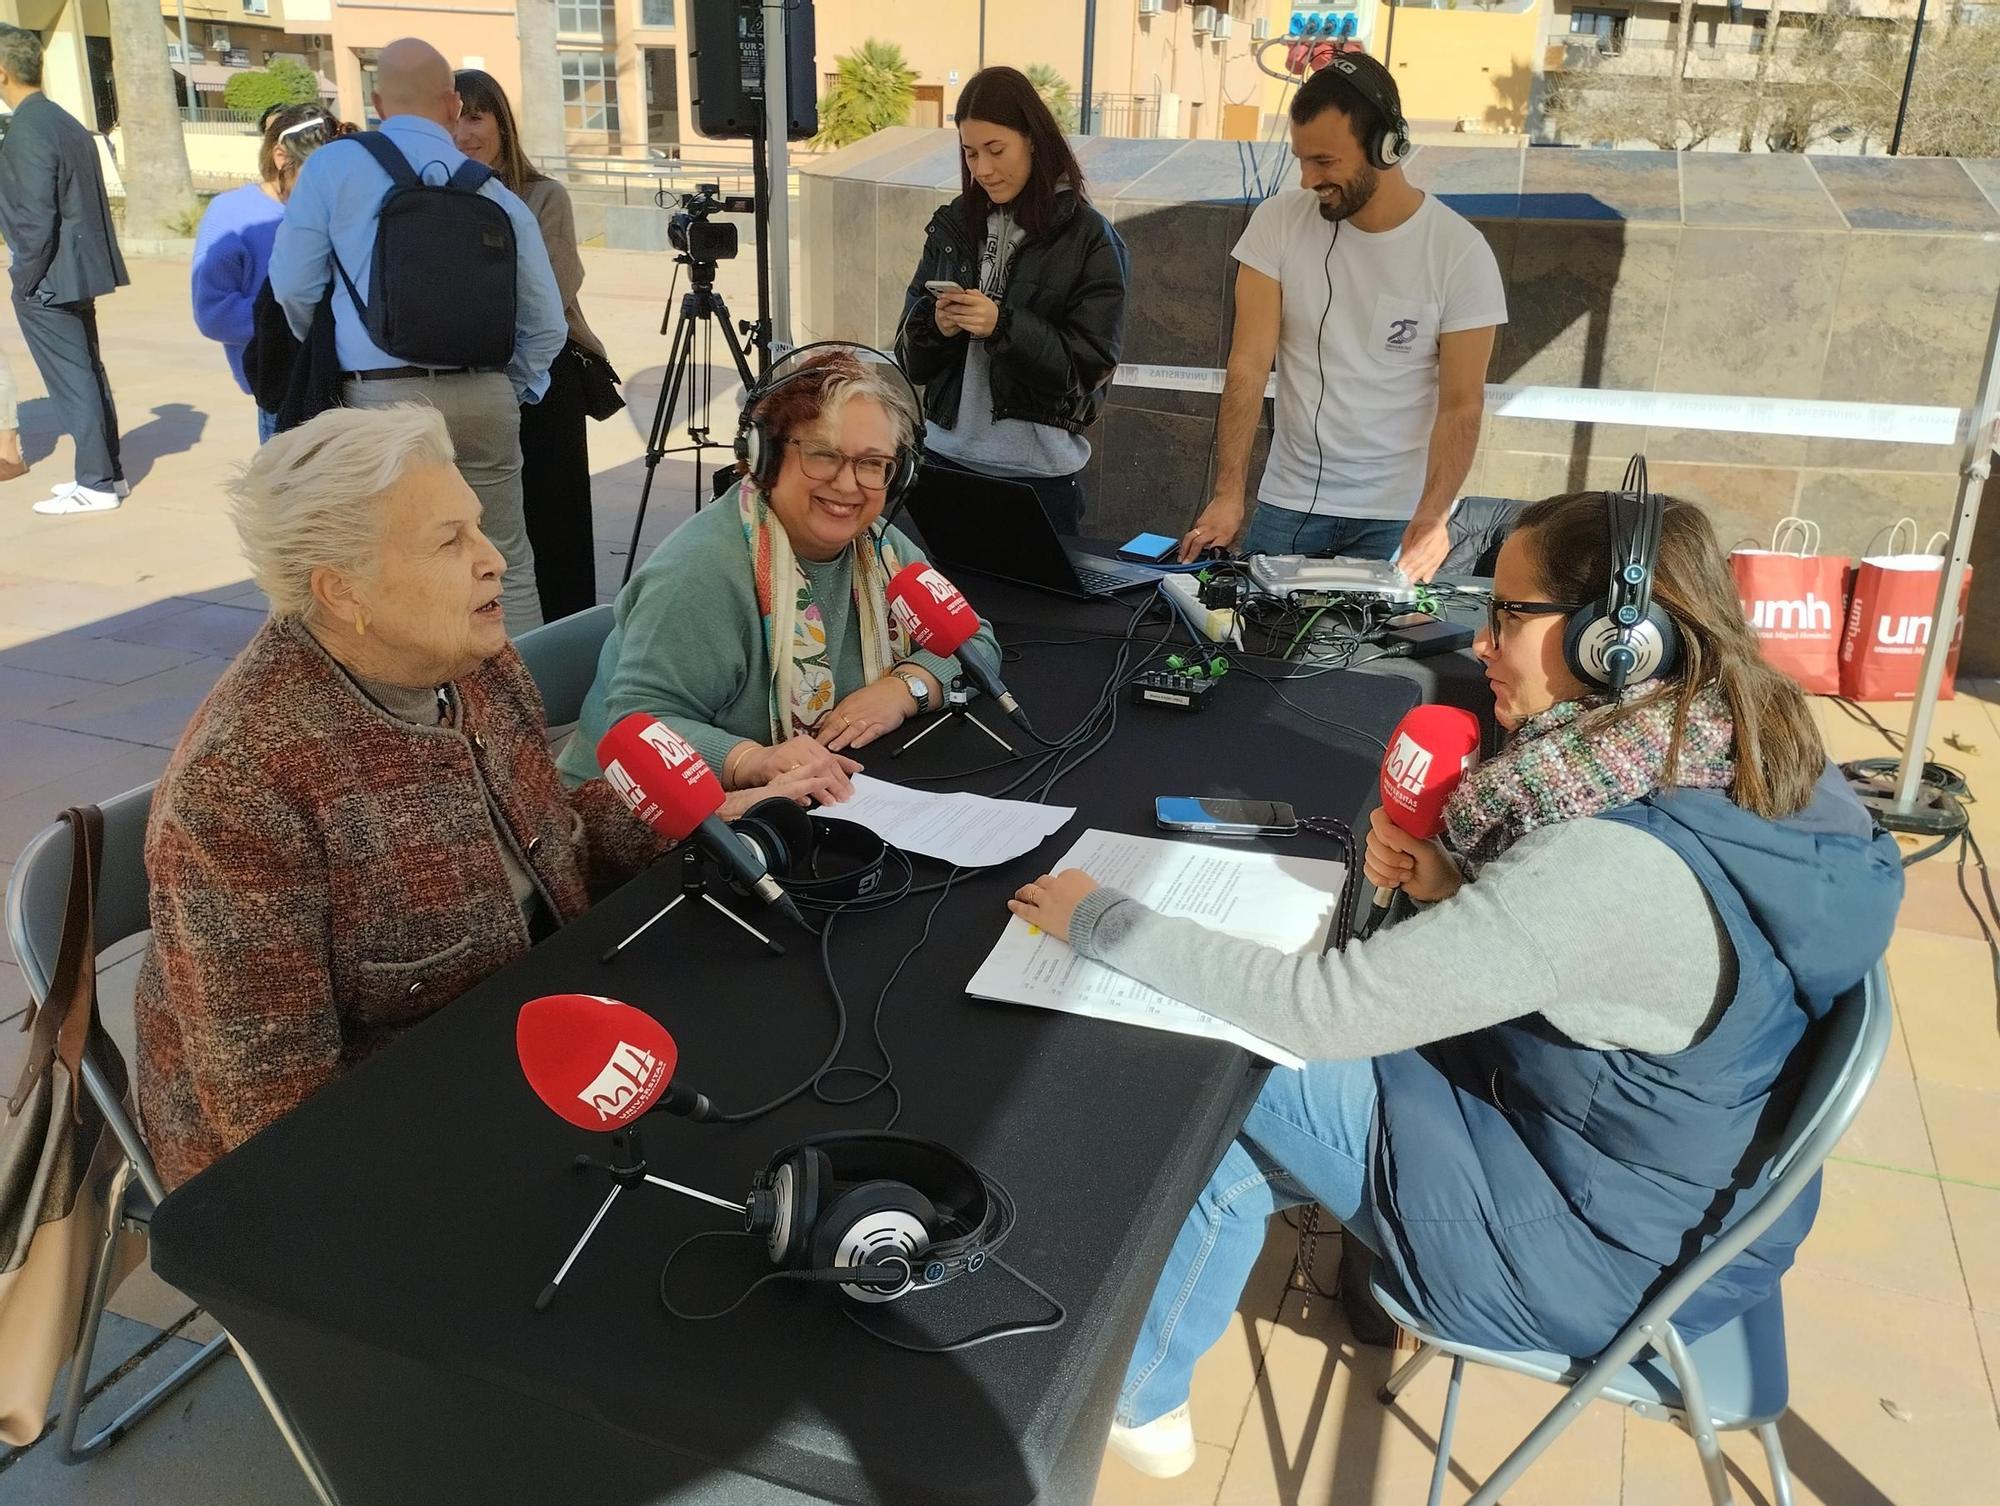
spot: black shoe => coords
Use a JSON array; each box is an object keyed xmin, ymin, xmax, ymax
[{"xmin": 1338, "ymin": 1230, "xmax": 1397, "ymax": 1348}]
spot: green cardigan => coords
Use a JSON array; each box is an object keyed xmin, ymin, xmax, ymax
[{"xmin": 556, "ymin": 493, "xmax": 999, "ymax": 785}]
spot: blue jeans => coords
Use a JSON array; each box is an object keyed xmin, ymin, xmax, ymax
[
  {"xmin": 1117, "ymin": 1058, "xmax": 1383, "ymax": 1426},
  {"xmin": 257, "ymin": 406, "xmax": 280, "ymax": 444},
  {"xmin": 1241, "ymin": 506, "xmax": 1406, "ymax": 561}
]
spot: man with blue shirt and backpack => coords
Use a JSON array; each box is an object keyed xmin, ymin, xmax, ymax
[{"xmin": 270, "ymin": 37, "xmax": 565, "ymax": 634}]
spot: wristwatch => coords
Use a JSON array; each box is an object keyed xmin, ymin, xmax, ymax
[{"xmin": 890, "ymin": 667, "xmax": 932, "ymax": 713}]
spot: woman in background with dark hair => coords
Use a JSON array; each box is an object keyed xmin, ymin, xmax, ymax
[
  {"xmin": 897, "ymin": 65, "xmax": 1128, "ymax": 536},
  {"xmin": 455, "ymin": 68, "xmax": 618, "ymax": 621}
]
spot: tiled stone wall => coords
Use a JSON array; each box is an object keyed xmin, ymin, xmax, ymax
[{"xmin": 800, "ymin": 128, "xmax": 2000, "ymax": 562}]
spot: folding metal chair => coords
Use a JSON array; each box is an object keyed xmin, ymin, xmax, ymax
[
  {"xmin": 514, "ymin": 603, "xmax": 615, "ymax": 728},
  {"xmin": 1372, "ymin": 961, "xmax": 1891, "ymax": 1506},
  {"xmin": 6, "ymin": 784, "xmax": 339, "ymax": 1502}
]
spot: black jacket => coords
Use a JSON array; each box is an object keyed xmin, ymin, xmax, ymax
[
  {"xmin": 0, "ymin": 92, "xmax": 128, "ymax": 306},
  {"xmin": 897, "ymin": 193, "xmax": 1128, "ymax": 436},
  {"xmin": 245, "ymin": 281, "xmax": 343, "ymax": 434}
]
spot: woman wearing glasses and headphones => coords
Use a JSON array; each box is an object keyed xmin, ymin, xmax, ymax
[
  {"xmin": 1010, "ymin": 488, "xmax": 1903, "ymax": 1480},
  {"xmin": 558, "ymin": 349, "xmax": 998, "ymax": 804}
]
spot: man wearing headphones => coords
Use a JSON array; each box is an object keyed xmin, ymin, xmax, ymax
[{"xmin": 1177, "ymin": 56, "xmax": 1506, "ymax": 582}]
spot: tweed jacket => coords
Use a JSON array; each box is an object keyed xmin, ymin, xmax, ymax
[{"xmin": 135, "ymin": 617, "xmax": 664, "ymax": 1189}]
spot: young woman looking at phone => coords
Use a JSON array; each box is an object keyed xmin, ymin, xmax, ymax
[{"xmin": 897, "ymin": 67, "xmax": 1129, "ymax": 536}]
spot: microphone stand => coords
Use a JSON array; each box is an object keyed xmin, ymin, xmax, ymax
[
  {"xmin": 536, "ymin": 1122, "xmax": 745, "ymax": 1312},
  {"xmin": 890, "ymin": 675, "xmax": 1014, "ymax": 759},
  {"xmin": 602, "ymin": 846, "xmax": 785, "ymax": 963}
]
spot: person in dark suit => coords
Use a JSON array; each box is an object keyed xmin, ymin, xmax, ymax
[{"xmin": 0, "ymin": 25, "xmax": 129, "ymax": 515}]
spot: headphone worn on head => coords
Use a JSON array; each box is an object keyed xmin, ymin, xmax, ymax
[
  {"xmin": 727, "ymin": 796, "xmax": 891, "ymax": 906},
  {"xmin": 733, "ymin": 340, "xmax": 926, "ymax": 505},
  {"xmin": 745, "ymin": 1131, "xmax": 1014, "ymax": 1303},
  {"xmin": 1561, "ymin": 456, "xmax": 1683, "ymax": 695},
  {"xmin": 1320, "ymin": 53, "xmax": 1411, "ymax": 171}
]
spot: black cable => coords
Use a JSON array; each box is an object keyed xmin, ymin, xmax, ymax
[
  {"xmin": 1286, "ymin": 220, "xmax": 1341, "ymax": 558},
  {"xmin": 813, "ymin": 866, "xmax": 967, "ymax": 1130}
]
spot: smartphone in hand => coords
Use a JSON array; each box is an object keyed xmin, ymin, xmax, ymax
[{"xmin": 924, "ymin": 280, "xmax": 966, "ymax": 297}]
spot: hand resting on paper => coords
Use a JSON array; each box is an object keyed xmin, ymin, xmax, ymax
[{"xmin": 1007, "ymin": 869, "xmax": 1102, "ymax": 944}]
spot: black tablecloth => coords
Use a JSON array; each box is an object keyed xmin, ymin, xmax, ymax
[{"xmin": 149, "ymin": 623, "xmax": 1418, "ymax": 1506}]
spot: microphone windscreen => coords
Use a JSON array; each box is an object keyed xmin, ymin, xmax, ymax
[
  {"xmin": 1378, "ymin": 705, "xmax": 1483, "ymax": 840},
  {"xmin": 597, "ymin": 713, "xmax": 725, "ymax": 841},
  {"xmin": 886, "ymin": 562, "xmax": 979, "ymax": 657},
  {"xmin": 517, "ymin": 993, "xmax": 679, "ymax": 1130}
]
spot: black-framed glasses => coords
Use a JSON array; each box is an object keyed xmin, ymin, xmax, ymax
[
  {"xmin": 1485, "ymin": 597, "xmax": 1584, "ymax": 641},
  {"xmin": 788, "ymin": 439, "xmax": 899, "ymax": 491}
]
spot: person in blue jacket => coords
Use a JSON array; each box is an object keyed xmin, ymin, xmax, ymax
[
  {"xmin": 191, "ymin": 104, "xmax": 334, "ymax": 442},
  {"xmin": 1010, "ymin": 488, "xmax": 1904, "ymax": 1480}
]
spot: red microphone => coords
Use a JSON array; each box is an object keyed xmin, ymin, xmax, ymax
[
  {"xmin": 1363, "ymin": 705, "xmax": 1482, "ymax": 933},
  {"xmin": 516, "ymin": 993, "xmax": 715, "ymax": 1128},
  {"xmin": 596, "ymin": 713, "xmax": 803, "ymax": 928},
  {"xmin": 885, "ymin": 562, "xmax": 1024, "ymax": 725}
]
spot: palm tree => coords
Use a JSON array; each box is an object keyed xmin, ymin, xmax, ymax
[
  {"xmin": 811, "ymin": 39, "xmax": 917, "ymax": 150},
  {"xmin": 1025, "ymin": 63, "xmax": 1079, "ymax": 134},
  {"xmin": 515, "ymin": 0, "xmax": 565, "ymax": 163},
  {"xmin": 107, "ymin": 0, "xmax": 198, "ymax": 238}
]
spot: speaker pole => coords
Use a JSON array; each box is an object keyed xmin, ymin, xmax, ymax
[{"xmin": 761, "ymin": 0, "xmax": 793, "ymax": 349}]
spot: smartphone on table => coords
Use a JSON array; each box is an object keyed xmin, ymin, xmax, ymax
[
  {"xmin": 1155, "ymin": 797, "xmax": 1300, "ymax": 839},
  {"xmin": 1118, "ymin": 532, "xmax": 1181, "ymax": 565}
]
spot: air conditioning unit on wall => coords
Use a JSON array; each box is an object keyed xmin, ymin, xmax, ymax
[
  {"xmin": 1192, "ymin": 5, "xmax": 1217, "ymax": 35},
  {"xmin": 1138, "ymin": 0, "xmax": 1163, "ymax": 16},
  {"xmin": 1252, "ymin": 17, "xmax": 1271, "ymax": 41},
  {"xmin": 1213, "ymin": 13, "xmax": 1234, "ymax": 40}
]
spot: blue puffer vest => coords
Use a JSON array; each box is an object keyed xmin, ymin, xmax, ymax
[{"xmin": 1369, "ymin": 764, "xmax": 1903, "ymax": 1358}]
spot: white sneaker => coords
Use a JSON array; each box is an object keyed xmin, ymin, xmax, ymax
[
  {"xmin": 1107, "ymin": 1402, "xmax": 1198, "ymax": 1479},
  {"xmin": 50, "ymin": 479, "xmax": 130, "ymax": 498},
  {"xmin": 33, "ymin": 484, "xmax": 122, "ymax": 514}
]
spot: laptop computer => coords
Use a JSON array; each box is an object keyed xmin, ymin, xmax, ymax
[{"xmin": 899, "ymin": 466, "xmax": 1165, "ymax": 600}]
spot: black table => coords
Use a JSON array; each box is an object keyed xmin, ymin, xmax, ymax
[{"xmin": 150, "ymin": 623, "xmax": 1418, "ymax": 1506}]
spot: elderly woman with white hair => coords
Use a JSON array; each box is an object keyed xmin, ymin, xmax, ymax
[
  {"xmin": 135, "ymin": 406, "xmax": 810, "ymax": 1190},
  {"xmin": 558, "ymin": 347, "xmax": 1000, "ymax": 796}
]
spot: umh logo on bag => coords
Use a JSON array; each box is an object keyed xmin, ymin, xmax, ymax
[{"xmin": 1746, "ymin": 591, "xmax": 1836, "ymax": 639}]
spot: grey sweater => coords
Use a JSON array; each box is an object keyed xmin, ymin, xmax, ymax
[{"xmin": 1067, "ymin": 818, "xmax": 1736, "ymax": 1060}]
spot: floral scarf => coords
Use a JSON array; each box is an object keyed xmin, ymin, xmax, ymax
[
  {"xmin": 1443, "ymin": 684, "xmax": 1737, "ymax": 874},
  {"xmin": 739, "ymin": 481, "xmax": 910, "ymax": 743}
]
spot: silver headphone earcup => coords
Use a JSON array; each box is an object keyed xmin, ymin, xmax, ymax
[{"xmin": 1567, "ymin": 613, "xmax": 1673, "ymax": 690}]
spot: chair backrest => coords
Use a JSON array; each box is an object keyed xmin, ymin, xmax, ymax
[
  {"xmin": 513, "ymin": 604, "xmax": 614, "ymax": 727},
  {"xmin": 6, "ymin": 781, "xmax": 158, "ymax": 1000},
  {"xmin": 1598, "ymin": 962, "xmax": 1891, "ymax": 1365},
  {"xmin": 4, "ymin": 780, "xmax": 170, "ymax": 1205}
]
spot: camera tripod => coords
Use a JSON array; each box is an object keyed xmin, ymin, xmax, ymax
[{"xmin": 622, "ymin": 252, "xmax": 762, "ymax": 586}]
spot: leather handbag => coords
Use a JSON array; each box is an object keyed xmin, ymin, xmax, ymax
[
  {"xmin": 570, "ymin": 339, "xmax": 626, "ymax": 422},
  {"xmin": 0, "ymin": 807, "xmax": 143, "ymax": 1446}
]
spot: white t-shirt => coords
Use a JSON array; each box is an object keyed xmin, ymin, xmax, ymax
[{"xmin": 1232, "ymin": 190, "xmax": 1507, "ymax": 521}]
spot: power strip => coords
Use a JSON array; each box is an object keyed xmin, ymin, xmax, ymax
[{"xmin": 1158, "ymin": 573, "xmax": 1239, "ymax": 643}]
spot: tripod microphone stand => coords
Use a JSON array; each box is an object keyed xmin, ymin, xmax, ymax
[
  {"xmin": 600, "ymin": 845, "xmax": 785, "ymax": 963},
  {"xmin": 892, "ymin": 675, "xmax": 1015, "ymax": 759},
  {"xmin": 535, "ymin": 1123, "xmax": 744, "ymax": 1311},
  {"xmin": 621, "ymin": 250, "xmax": 762, "ymax": 586}
]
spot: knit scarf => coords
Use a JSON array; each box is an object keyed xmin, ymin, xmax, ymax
[
  {"xmin": 1443, "ymin": 684, "xmax": 1738, "ymax": 873},
  {"xmin": 739, "ymin": 481, "xmax": 910, "ymax": 743}
]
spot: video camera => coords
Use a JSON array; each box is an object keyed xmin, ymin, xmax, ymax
[{"xmin": 668, "ymin": 183, "xmax": 756, "ymax": 264}]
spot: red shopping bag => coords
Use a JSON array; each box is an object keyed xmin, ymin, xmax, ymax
[
  {"xmin": 1838, "ymin": 527, "xmax": 1973, "ymax": 702},
  {"xmin": 1731, "ymin": 518, "xmax": 1848, "ymax": 695}
]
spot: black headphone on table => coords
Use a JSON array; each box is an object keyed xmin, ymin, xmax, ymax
[
  {"xmin": 745, "ymin": 1131, "xmax": 1015, "ymax": 1303},
  {"xmin": 1319, "ymin": 53, "xmax": 1411, "ymax": 171},
  {"xmin": 1561, "ymin": 456, "xmax": 1683, "ymax": 695},
  {"xmin": 727, "ymin": 796, "xmax": 893, "ymax": 907},
  {"xmin": 733, "ymin": 340, "xmax": 926, "ymax": 506}
]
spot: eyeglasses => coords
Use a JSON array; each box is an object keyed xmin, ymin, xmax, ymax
[
  {"xmin": 1485, "ymin": 597, "xmax": 1584, "ymax": 641},
  {"xmin": 788, "ymin": 440, "xmax": 899, "ymax": 491}
]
